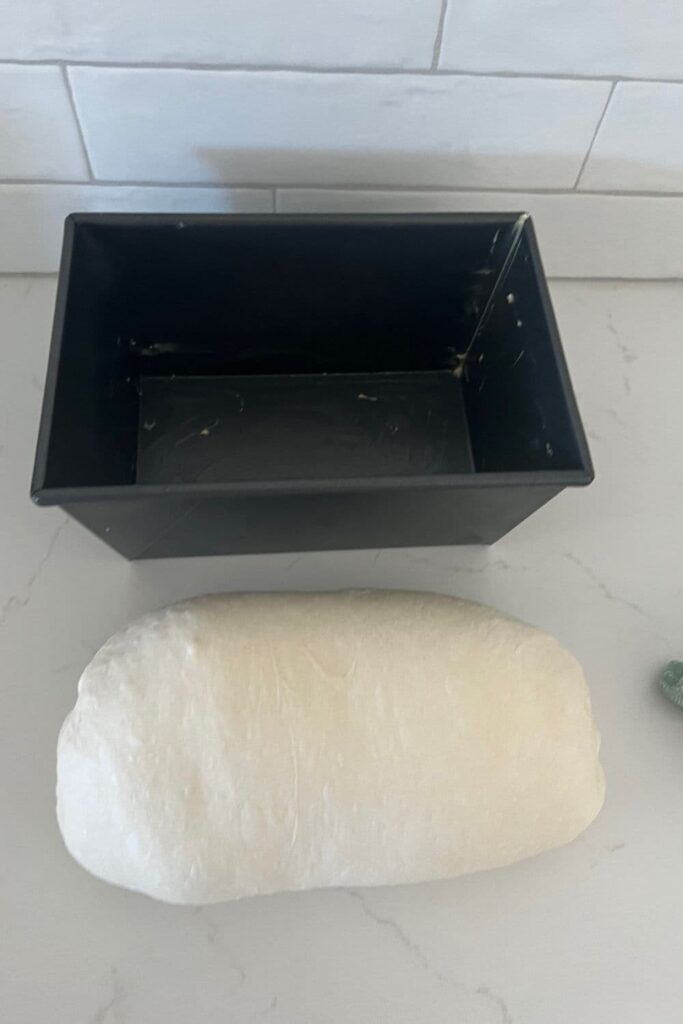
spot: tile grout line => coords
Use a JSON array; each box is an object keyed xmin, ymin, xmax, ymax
[
  {"xmin": 573, "ymin": 80, "xmax": 618, "ymax": 189},
  {"xmin": 0, "ymin": 176, "xmax": 275, "ymax": 190},
  {"xmin": 0, "ymin": 179, "xmax": 682, "ymax": 200},
  {"xmin": 431, "ymin": 0, "xmax": 450, "ymax": 71},
  {"xmin": 60, "ymin": 63, "xmax": 95, "ymax": 182},
  {"xmin": 4, "ymin": 56, "xmax": 683, "ymax": 85}
]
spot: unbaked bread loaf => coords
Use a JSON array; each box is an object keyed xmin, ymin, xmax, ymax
[{"xmin": 57, "ymin": 590, "xmax": 604, "ymax": 904}]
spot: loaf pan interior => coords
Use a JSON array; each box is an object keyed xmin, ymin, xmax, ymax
[{"xmin": 33, "ymin": 215, "xmax": 590, "ymax": 496}]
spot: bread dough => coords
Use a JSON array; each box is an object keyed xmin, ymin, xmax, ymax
[{"xmin": 57, "ymin": 590, "xmax": 604, "ymax": 904}]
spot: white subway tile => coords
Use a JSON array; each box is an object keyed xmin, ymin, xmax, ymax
[
  {"xmin": 580, "ymin": 83, "xmax": 683, "ymax": 193},
  {"xmin": 277, "ymin": 189, "xmax": 683, "ymax": 278},
  {"xmin": 0, "ymin": 0, "xmax": 441, "ymax": 69},
  {"xmin": 0, "ymin": 65, "xmax": 88, "ymax": 180},
  {"xmin": 0, "ymin": 185, "xmax": 273, "ymax": 272},
  {"xmin": 439, "ymin": 0, "xmax": 683, "ymax": 80},
  {"xmin": 69, "ymin": 68, "xmax": 609, "ymax": 190}
]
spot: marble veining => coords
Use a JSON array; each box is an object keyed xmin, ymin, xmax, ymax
[
  {"xmin": 89, "ymin": 968, "xmax": 125, "ymax": 1024},
  {"xmin": 347, "ymin": 889, "xmax": 514, "ymax": 1022},
  {"xmin": 0, "ymin": 518, "xmax": 68, "ymax": 630}
]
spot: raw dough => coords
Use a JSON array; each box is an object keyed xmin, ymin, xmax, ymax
[{"xmin": 57, "ymin": 590, "xmax": 604, "ymax": 904}]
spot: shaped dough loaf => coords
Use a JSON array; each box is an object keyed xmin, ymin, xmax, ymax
[{"xmin": 57, "ymin": 590, "xmax": 604, "ymax": 904}]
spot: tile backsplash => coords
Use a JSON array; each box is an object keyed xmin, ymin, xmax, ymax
[{"xmin": 1, "ymin": 0, "xmax": 682, "ymax": 276}]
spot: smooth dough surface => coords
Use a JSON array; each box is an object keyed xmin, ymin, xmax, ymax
[{"xmin": 57, "ymin": 590, "xmax": 604, "ymax": 904}]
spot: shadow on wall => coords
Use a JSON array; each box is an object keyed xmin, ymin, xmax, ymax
[
  {"xmin": 195, "ymin": 145, "xmax": 573, "ymax": 189},
  {"xmin": 3, "ymin": 143, "xmax": 553, "ymax": 272},
  {"xmin": 5, "ymin": 142, "xmax": 676, "ymax": 274}
]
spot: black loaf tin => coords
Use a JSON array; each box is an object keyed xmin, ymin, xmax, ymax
[{"xmin": 31, "ymin": 213, "xmax": 593, "ymax": 559}]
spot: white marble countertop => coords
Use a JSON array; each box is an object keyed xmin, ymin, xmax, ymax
[{"xmin": 1, "ymin": 276, "xmax": 682, "ymax": 1024}]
